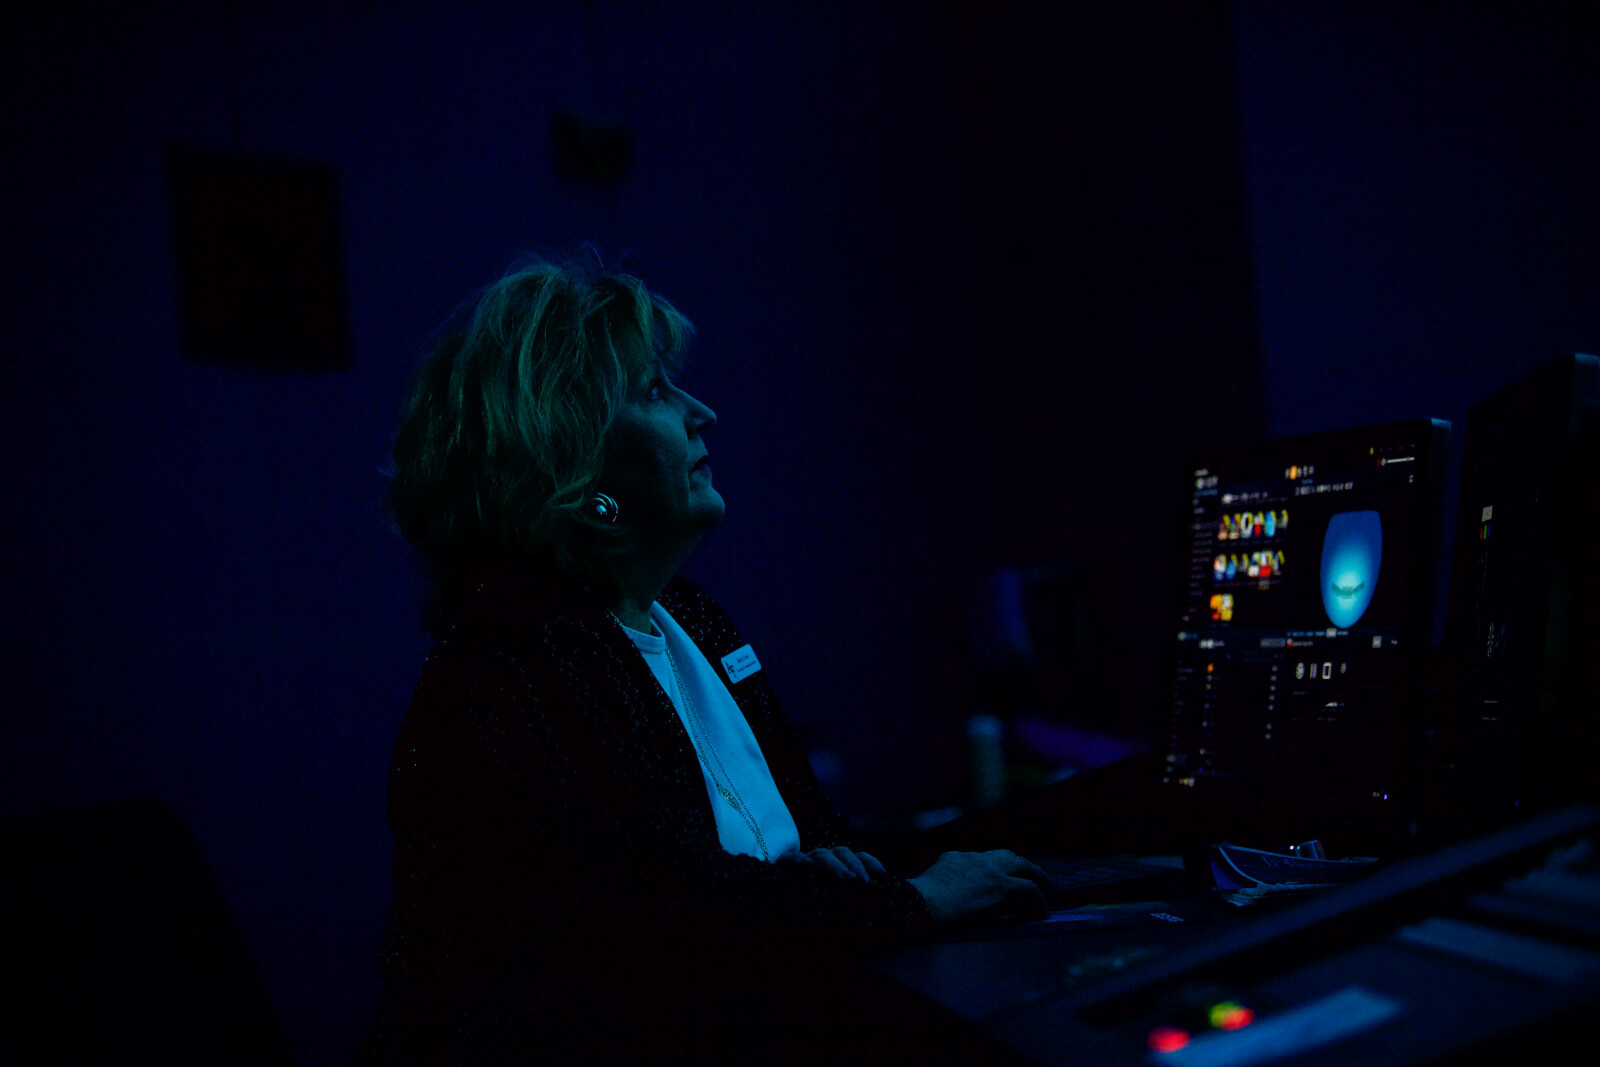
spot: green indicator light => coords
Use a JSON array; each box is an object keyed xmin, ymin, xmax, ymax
[{"xmin": 1208, "ymin": 1001, "xmax": 1255, "ymax": 1030}]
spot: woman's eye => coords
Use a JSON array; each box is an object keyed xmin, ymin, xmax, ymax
[{"xmin": 647, "ymin": 378, "xmax": 667, "ymax": 400}]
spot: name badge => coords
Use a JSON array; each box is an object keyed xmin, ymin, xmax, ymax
[{"xmin": 721, "ymin": 644, "xmax": 762, "ymax": 684}]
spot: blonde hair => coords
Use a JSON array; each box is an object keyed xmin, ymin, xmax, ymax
[{"xmin": 385, "ymin": 250, "xmax": 694, "ymax": 621}]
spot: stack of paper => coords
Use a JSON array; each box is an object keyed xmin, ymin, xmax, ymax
[{"xmin": 1210, "ymin": 842, "xmax": 1378, "ymax": 907}]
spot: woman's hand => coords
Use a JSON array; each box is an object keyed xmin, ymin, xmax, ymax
[
  {"xmin": 906, "ymin": 850, "xmax": 1052, "ymax": 925},
  {"xmin": 779, "ymin": 845, "xmax": 889, "ymax": 882}
]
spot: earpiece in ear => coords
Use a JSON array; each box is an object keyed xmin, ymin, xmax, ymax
[{"xmin": 589, "ymin": 493, "xmax": 621, "ymax": 524}]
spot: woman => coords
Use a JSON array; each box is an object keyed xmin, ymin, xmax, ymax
[{"xmin": 358, "ymin": 253, "xmax": 1050, "ymax": 1065}]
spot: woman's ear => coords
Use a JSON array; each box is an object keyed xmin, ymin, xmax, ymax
[
  {"xmin": 587, "ymin": 493, "xmax": 621, "ymax": 525},
  {"xmin": 572, "ymin": 494, "xmax": 630, "ymax": 550}
]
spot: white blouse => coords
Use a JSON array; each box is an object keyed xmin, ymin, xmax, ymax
[{"xmin": 619, "ymin": 603, "xmax": 802, "ymax": 862}]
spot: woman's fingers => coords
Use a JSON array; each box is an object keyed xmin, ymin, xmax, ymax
[
  {"xmin": 803, "ymin": 846, "xmax": 877, "ymax": 881},
  {"xmin": 831, "ymin": 846, "xmax": 870, "ymax": 881},
  {"xmin": 809, "ymin": 849, "xmax": 850, "ymax": 879},
  {"xmin": 781, "ymin": 846, "xmax": 889, "ymax": 883},
  {"xmin": 990, "ymin": 852, "xmax": 1051, "ymax": 919},
  {"xmin": 1010, "ymin": 854, "xmax": 1053, "ymax": 892},
  {"xmin": 1009, "ymin": 873, "xmax": 1051, "ymax": 920},
  {"xmin": 816, "ymin": 846, "xmax": 869, "ymax": 881},
  {"xmin": 909, "ymin": 850, "xmax": 1058, "ymax": 925}
]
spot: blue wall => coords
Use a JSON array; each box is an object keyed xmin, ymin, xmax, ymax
[
  {"xmin": 1232, "ymin": 0, "xmax": 1600, "ymax": 632},
  {"xmin": 5, "ymin": 2, "xmax": 1592, "ymax": 1062},
  {"xmin": 1237, "ymin": 3, "xmax": 1599, "ymax": 436}
]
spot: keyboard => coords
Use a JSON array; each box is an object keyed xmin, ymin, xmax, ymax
[{"xmin": 1038, "ymin": 857, "xmax": 1186, "ymax": 908}]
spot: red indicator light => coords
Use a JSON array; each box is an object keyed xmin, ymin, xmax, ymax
[{"xmin": 1147, "ymin": 1026, "xmax": 1191, "ymax": 1053}]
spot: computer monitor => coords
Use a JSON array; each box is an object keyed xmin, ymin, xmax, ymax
[
  {"xmin": 1439, "ymin": 354, "xmax": 1600, "ymax": 828},
  {"xmin": 1161, "ymin": 419, "xmax": 1451, "ymax": 853}
]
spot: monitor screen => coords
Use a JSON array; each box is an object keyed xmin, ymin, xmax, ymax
[{"xmin": 1162, "ymin": 419, "xmax": 1450, "ymax": 848}]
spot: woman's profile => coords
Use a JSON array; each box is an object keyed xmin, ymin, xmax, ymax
[{"xmin": 355, "ymin": 251, "xmax": 1049, "ymax": 1065}]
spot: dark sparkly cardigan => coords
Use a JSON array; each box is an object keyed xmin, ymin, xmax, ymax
[{"xmin": 359, "ymin": 562, "xmax": 932, "ymax": 1063}]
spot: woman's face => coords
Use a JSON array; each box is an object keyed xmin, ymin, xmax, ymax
[{"xmin": 600, "ymin": 357, "xmax": 724, "ymax": 543}]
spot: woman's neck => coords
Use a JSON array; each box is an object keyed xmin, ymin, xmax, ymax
[
  {"xmin": 611, "ymin": 596, "xmax": 656, "ymax": 633},
  {"xmin": 607, "ymin": 532, "xmax": 700, "ymax": 633}
]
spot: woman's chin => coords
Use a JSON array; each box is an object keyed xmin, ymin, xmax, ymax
[{"xmin": 697, "ymin": 489, "xmax": 727, "ymax": 527}]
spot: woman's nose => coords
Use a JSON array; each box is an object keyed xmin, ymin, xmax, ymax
[{"xmin": 685, "ymin": 391, "xmax": 716, "ymax": 431}]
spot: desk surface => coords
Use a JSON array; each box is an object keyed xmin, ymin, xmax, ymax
[
  {"xmin": 868, "ymin": 805, "xmax": 1600, "ymax": 1067},
  {"xmin": 869, "ymin": 892, "xmax": 1247, "ymax": 1028}
]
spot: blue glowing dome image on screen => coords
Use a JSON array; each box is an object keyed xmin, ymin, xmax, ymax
[{"xmin": 1320, "ymin": 510, "xmax": 1382, "ymax": 628}]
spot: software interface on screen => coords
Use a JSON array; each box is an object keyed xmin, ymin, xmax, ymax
[{"xmin": 1163, "ymin": 423, "xmax": 1445, "ymax": 824}]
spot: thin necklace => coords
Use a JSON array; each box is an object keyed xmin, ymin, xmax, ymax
[
  {"xmin": 616, "ymin": 612, "xmax": 769, "ymax": 861},
  {"xmin": 665, "ymin": 643, "xmax": 770, "ymax": 863}
]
